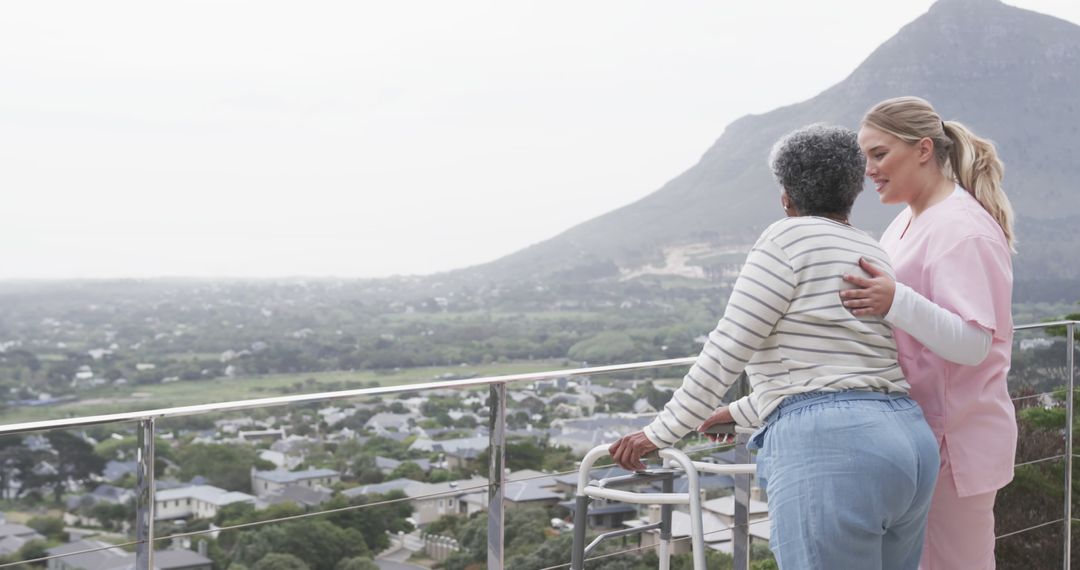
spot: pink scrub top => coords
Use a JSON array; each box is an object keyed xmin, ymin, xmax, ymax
[{"xmin": 880, "ymin": 185, "xmax": 1016, "ymax": 498}]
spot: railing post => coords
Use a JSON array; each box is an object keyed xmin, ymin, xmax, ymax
[
  {"xmin": 1065, "ymin": 323, "xmax": 1075, "ymax": 570},
  {"xmin": 488, "ymin": 382, "xmax": 507, "ymax": 569},
  {"xmin": 733, "ymin": 373, "xmax": 750, "ymax": 570},
  {"xmin": 135, "ymin": 418, "xmax": 156, "ymax": 570}
]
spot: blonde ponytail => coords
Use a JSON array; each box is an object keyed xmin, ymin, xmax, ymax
[
  {"xmin": 863, "ymin": 96, "xmax": 1016, "ymax": 252},
  {"xmin": 942, "ymin": 120, "xmax": 1016, "ymax": 252}
]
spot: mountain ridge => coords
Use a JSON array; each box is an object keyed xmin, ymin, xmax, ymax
[{"xmin": 464, "ymin": 0, "xmax": 1080, "ymax": 299}]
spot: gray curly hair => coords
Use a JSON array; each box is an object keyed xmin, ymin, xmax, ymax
[{"xmin": 768, "ymin": 124, "xmax": 865, "ymax": 217}]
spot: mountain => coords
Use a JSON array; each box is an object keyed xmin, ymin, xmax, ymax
[{"xmin": 472, "ymin": 0, "xmax": 1080, "ymax": 300}]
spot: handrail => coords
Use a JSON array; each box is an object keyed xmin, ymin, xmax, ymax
[
  {"xmin": 0, "ymin": 356, "xmax": 696, "ymax": 436},
  {"xmin": 1015, "ymin": 320, "xmax": 1079, "ymax": 331}
]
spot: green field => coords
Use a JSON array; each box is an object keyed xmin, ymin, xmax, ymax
[{"xmin": 0, "ymin": 359, "xmax": 573, "ymax": 425}]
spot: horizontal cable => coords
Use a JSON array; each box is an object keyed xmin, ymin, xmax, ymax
[
  {"xmin": 155, "ymin": 440, "xmax": 737, "ymax": 545},
  {"xmin": 1010, "ymin": 391, "xmax": 1059, "ymax": 403},
  {"xmin": 536, "ymin": 516, "xmax": 772, "ymax": 570},
  {"xmin": 1014, "ymin": 454, "xmax": 1066, "ymax": 468},
  {"xmin": 995, "ymin": 518, "xmax": 1065, "ymax": 540},
  {"xmin": 157, "ymin": 480, "xmax": 492, "ymax": 543},
  {"xmin": 0, "ymin": 539, "xmax": 142, "ymax": 569}
]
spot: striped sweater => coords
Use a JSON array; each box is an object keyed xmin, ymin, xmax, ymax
[{"xmin": 644, "ymin": 216, "xmax": 911, "ymax": 447}]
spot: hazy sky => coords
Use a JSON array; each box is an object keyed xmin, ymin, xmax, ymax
[{"xmin": 3, "ymin": 1, "xmax": 1078, "ymax": 279}]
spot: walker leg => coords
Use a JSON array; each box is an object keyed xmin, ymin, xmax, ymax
[
  {"xmin": 659, "ymin": 476, "xmax": 673, "ymax": 570},
  {"xmin": 570, "ymin": 495, "xmax": 589, "ymax": 570}
]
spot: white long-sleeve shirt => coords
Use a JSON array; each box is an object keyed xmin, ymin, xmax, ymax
[
  {"xmin": 644, "ymin": 216, "xmax": 911, "ymax": 447},
  {"xmin": 885, "ymin": 282, "xmax": 992, "ymax": 366}
]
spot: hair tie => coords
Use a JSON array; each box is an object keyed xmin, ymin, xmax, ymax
[{"xmin": 941, "ymin": 120, "xmax": 947, "ymax": 131}]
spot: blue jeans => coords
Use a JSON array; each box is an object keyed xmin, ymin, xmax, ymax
[{"xmin": 749, "ymin": 391, "xmax": 939, "ymax": 570}]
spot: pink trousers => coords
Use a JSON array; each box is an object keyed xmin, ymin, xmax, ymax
[{"xmin": 920, "ymin": 440, "xmax": 998, "ymax": 570}]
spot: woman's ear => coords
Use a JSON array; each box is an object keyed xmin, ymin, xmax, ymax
[
  {"xmin": 781, "ymin": 192, "xmax": 798, "ymax": 217},
  {"xmin": 917, "ymin": 137, "xmax": 936, "ymax": 165}
]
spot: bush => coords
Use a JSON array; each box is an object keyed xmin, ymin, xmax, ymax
[{"xmin": 252, "ymin": 553, "xmax": 310, "ymax": 570}]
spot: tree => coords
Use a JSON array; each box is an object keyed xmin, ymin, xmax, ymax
[
  {"xmin": 602, "ymin": 391, "xmax": 636, "ymax": 413},
  {"xmin": 27, "ymin": 516, "xmax": 65, "ymax": 541},
  {"xmin": 568, "ymin": 331, "xmax": 640, "ymax": 364},
  {"xmin": 252, "ymin": 553, "xmax": 310, "ymax": 570},
  {"xmin": 230, "ymin": 519, "xmax": 370, "ymax": 570},
  {"xmin": 388, "ymin": 461, "xmax": 425, "ymax": 481},
  {"xmin": 333, "ymin": 558, "xmax": 378, "ymax": 570},
  {"xmin": 42, "ymin": 431, "xmax": 105, "ymax": 502},
  {"xmin": 176, "ymin": 443, "xmax": 275, "ymax": 492},
  {"xmin": 91, "ymin": 501, "xmax": 132, "ymax": 531},
  {"xmin": 0, "ymin": 436, "xmax": 33, "ymax": 500},
  {"xmin": 350, "ymin": 455, "xmax": 384, "ymax": 484},
  {"xmin": 325, "ymin": 491, "xmax": 414, "ymax": 553},
  {"xmin": 16, "ymin": 540, "xmax": 49, "ymax": 564},
  {"xmin": 1045, "ymin": 309, "xmax": 1080, "ymax": 340},
  {"xmin": 442, "ymin": 507, "xmax": 550, "ymax": 570},
  {"xmin": 475, "ymin": 440, "xmax": 546, "ymax": 472},
  {"xmin": 215, "ymin": 503, "xmax": 305, "ymax": 550},
  {"xmin": 635, "ymin": 382, "xmax": 674, "ymax": 413}
]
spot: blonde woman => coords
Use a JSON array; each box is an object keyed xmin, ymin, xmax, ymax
[{"xmin": 842, "ymin": 96, "xmax": 1016, "ymax": 569}]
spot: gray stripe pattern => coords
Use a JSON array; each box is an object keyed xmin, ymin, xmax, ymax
[{"xmin": 644, "ymin": 217, "xmax": 910, "ymax": 446}]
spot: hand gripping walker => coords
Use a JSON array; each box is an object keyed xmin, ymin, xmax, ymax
[
  {"xmin": 570, "ymin": 445, "xmax": 706, "ymax": 570},
  {"xmin": 569, "ymin": 425, "xmax": 757, "ymax": 570}
]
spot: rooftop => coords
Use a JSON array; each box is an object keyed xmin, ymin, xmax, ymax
[
  {"xmin": 252, "ymin": 468, "xmax": 339, "ymax": 484},
  {"xmin": 156, "ymin": 485, "xmax": 256, "ymax": 506}
]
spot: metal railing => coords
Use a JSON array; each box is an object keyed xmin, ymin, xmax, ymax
[{"xmin": 0, "ymin": 321, "xmax": 1076, "ymax": 569}]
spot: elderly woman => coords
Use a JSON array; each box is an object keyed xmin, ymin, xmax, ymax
[{"xmin": 610, "ymin": 124, "xmax": 939, "ymax": 569}]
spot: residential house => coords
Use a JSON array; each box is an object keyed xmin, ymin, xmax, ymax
[
  {"xmin": 64, "ymin": 484, "xmax": 137, "ymax": 524},
  {"xmin": 250, "ymin": 468, "xmax": 340, "ymax": 497},
  {"xmin": 99, "ymin": 461, "xmax": 138, "ymax": 484},
  {"xmin": 409, "ymin": 436, "xmax": 488, "ymax": 470},
  {"xmin": 503, "ymin": 470, "xmax": 563, "ymax": 508},
  {"xmin": 0, "ymin": 523, "xmax": 46, "ymax": 557},
  {"xmin": 582, "ymin": 384, "xmax": 623, "ymax": 398},
  {"xmin": 45, "ymin": 540, "xmax": 211, "ymax": 570},
  {"xmin": 255, "ymin": 485, "xmax": 333, "ymax": 510},
  {"xmin": 633, "ymin": 399, "xmax": 657, "ymax": 414},
  {"xmin": 408, "ymin": 477, "xmax": 488, "ymax": 525},
  {"xmin": 561, "ymin": 499, "xmax": 637, "ymax": 529},
  {"xmin": 549, "ymin": 415, "xmax": 653, "ymax": 455},
  {"xmin": 269, "ymin": 435, "xmax": 316, "ymax": 457},
  {"xmin": 341, "ymin": 478, "xmax": 424, "ymax": 499},
  {"xmin": 318, "ymin": 406, "xmax": 356, "ymax": 427},
  {"xmin": 364, "ymin": 413, "xmax": 414, "ymax": 435},
  {"xmin": 702, "ymin": 496, "xmax": 769, "ymax": 528},
  {"xmin": 631, "ymin": 507, "xmax": 732, "ymax": 556},
  {"xmin": 237, "ymin": 428, "xmax": 286, "ymax": 444},
  {"xmin": 344, "ymin": 476, "xmax": 487, "ymax": 526},
  {"xmin": 374, "ymin": 456, "xmax": 432, "ymax": 476},
  {"xmin": 548, "ymin": 393, "xmax": 597, "ymax": 415},
  {"xmin": 155, "ymin": 485, "xmax": 256, "ymax": 520},
  {"xmin": 88, "ymin": 484, "xmax": 134, "ymax": 505},
  {"xmin": 552, "ymin": 465, "xmax": 634, "ymax": 496},
  {"xmin": 646, "ymin": 472, "xmax": 735, "ymax": 494}
]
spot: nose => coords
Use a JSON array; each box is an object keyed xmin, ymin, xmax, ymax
[{"xmin": 865, "ymin": 161, "xmax": 875, "ymax": 177}]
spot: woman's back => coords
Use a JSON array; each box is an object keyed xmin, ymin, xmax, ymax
[{"xmin": 725, "ymin": 216, "xmax": 911, "ymax": 426}]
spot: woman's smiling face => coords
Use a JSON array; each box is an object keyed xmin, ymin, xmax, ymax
[{"xmin": 857, "ymin": 125, "xmax": 924, "ymax": 205}]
